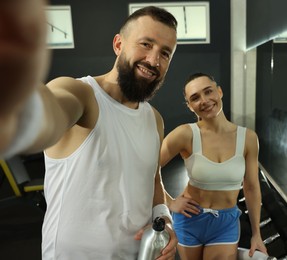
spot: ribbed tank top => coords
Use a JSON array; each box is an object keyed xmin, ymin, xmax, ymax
[
  {"xmin": 184, "ymin": 123, "xmax": 246, "ymax": 191},
  {"xmin": 42, "ymin": 76, "xmax": 160, "ymax": 260}
]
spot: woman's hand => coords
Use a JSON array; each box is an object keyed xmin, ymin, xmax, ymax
[
  {"xmin": 249, "ymin": 234, "xmax": 268, "ymax": 257},
  {"xmin": 169, "ymin": 195, "xmax": 200, "ymax": 218}
]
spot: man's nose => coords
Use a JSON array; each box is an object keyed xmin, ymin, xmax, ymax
[{"xmin": 146, "ymin": 51, "xmax": 160, "ymax": 68}]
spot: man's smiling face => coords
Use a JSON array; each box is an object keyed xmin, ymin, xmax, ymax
[{"xmin": 115, "ymin": 15, "xmax": 177, "ymax": 102}]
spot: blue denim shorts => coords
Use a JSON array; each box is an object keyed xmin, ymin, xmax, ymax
[{"xmin": 173, "ymin": 206, "xmax": 241, "ymax": 247}]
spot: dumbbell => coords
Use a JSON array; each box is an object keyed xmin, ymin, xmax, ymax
[
  {"xmin": 260, "ymin": 217, "xmax": 272, "ymax": 228},
  {"xmin": 263, "ymin": 232, "xmax": 280, "ymax": 245}
]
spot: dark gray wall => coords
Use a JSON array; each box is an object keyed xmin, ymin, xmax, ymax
[
  {"xmin": 247, "ymin": 0, "xmax": 287, "ymax": 49},
  {"xmin": 256, "ymin": 41, "xmax": 287, "ymax": 195},
  {"xmin": 249, "ymin": 0, "xmax": 287, "ymax": 196},
  {"xmin": 48, "ymin": 0, "xmax": 231, "ymax": 135}
]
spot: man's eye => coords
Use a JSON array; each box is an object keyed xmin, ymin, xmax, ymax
[
  {"xmin": 142, "ymin": 42, "xmax": 151, "ymax": 48},
  {"xmin": 161, "ymin": 51, "xmax": 170, "ymax": 60}
]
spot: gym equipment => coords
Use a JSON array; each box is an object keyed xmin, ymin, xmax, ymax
[
  {"xmin": 260, "ymin": 217, "xmax": 272, "ymax": 228},
  {"xmin": 263, "ymin": 233, "xmax": 280, "ymax": 245},
  {"xmin": 0, "ymin": 156, "xmax": 44, "ymax": 197}
]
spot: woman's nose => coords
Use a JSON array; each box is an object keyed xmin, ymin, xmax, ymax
[{"xmin": 200, "ymin": 95, "xmax": 208, "ymax": 103}]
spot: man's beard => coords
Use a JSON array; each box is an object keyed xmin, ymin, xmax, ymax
[{"xmin": 116, "ymin": 55, "xmax": 164, "ymax": 102}]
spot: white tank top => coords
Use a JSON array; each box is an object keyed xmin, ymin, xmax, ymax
[
  {"xmin": 42, "ymin": 76, "xmax": 160, "ymax": 260},
  {"xmin": 184, "ymin": 123, "xmax": 246, "ymax": 191}
]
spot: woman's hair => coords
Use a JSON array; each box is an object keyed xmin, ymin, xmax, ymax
[
  {"xmin": 183, "ymin": 72, "xmax": 217, "ymax": 98},
  {"xmin": 120, "ymin": 6, "xmax": 177, "ymax": 34}
]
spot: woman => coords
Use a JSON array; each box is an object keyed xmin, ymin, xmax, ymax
[{"xmin": 160, "ymin": 73, "xmax": 267, "ymax": 259}]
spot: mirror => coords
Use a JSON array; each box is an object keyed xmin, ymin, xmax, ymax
[{"xmin": 252, "ymin": 37, "xmax": 287, "ymax": 202}]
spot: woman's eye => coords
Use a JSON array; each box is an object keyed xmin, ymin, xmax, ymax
[
  {"xmin": 190, "ymin": 96, "xmax": 199, "ymax": 102},
  {"xmin": 205, "ymin": 89, "xmax": 212, "ymax": 95}
]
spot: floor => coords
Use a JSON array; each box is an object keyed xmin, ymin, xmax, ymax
[{"xmin": 0, "ymin": 155, "xmax": 287, "ymax": 259}]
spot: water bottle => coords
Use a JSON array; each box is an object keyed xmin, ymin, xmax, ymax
[
  {"xmin": 137, "ymin": 217, "xmax": 170, "ymax": 260},
  {"xmin": 237, "ymin": 247, "xmax": 277, "ymax": 260}
]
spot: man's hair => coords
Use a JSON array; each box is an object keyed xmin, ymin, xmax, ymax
[{"xmin": 120, "ymin": 6, "xmax": 177, "ymax": 33}]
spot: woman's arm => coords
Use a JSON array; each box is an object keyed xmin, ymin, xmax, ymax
[
  {"xmin": 161, "ymin": 124, "xmax": 199, "ymax": 217},
  {"xmin": 243, "ymin": 129, "xmax": 268, "ymax": 256},
  {"xmin": 160, "ymin": 124, "xmax": 192, "ymax": 167},
  {"xmin": 160, "ymin": 124, "xmax": 190, "ymax": 208}
]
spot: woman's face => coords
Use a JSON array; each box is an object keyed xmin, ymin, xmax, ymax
[{"xmin": 185, "ymin": 76, "xmax": 223, "ymax": 120}]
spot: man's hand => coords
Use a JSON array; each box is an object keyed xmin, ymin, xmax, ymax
[
  {"xmin": 134, "ymin": 221, "xmax": 178, "ymax": 260},
  {"xmin": 0, "ymin": 0, "xmax": 49, "ymax": 155},
  {"xmin": 157, "ymin": 222, "xmax": 177, "ymax": 260},
  {"xmin": 0, "ymin": 0, "xmax": 49, "ymax": 114}
]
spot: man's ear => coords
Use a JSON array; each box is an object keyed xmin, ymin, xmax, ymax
[{"xmin": 113, "ymin": 34, "xmax": 122, "ymax": 56}]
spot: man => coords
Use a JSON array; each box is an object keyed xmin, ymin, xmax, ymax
[{"xmin": 0, "ymin": 1, "xmax": 178, "ymax": 259}]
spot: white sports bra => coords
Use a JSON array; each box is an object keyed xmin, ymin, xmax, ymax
[{"xmin": 184, "ymin": 123, "xmax": 246, "ymax": 191}]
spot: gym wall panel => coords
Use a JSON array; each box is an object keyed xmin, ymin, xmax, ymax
[{"xmin": 47, "ymin": 0, "xmax": 231, "ymax": 134}]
